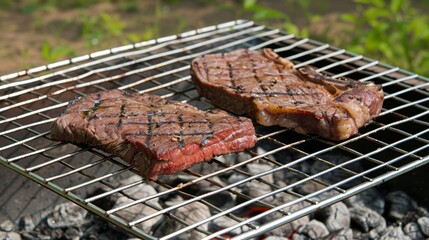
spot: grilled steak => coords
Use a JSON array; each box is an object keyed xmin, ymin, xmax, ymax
[
  {"xmin": 50, "ymin": 90, "xmax": 257, "ymax": 180},
  {"xmin": 191, "ymin": 48, "xmax": 384, "ymax": 140}
]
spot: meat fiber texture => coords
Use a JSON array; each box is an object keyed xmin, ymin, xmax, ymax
[
  {"xmin": 191, "ymin": 48, "xmax": 384, "ymax": 141},
  {"xmin": 50, "ymin": 90, "xmax": 257, "ymax": 180}
]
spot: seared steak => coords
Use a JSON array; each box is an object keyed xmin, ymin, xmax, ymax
[
  {"xmin": 50, "ymin": 90, "xmax": 257, "ymax": 180},
  {"xmin": 191, "ymin": 48, "xmax": 384, "ymax": 140}
]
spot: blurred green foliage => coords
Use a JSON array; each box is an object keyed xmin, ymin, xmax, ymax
[
  {"xmin": 239, "ymin": 0, "xmax": 429, "ymax": 77},
  {"xmin": 341, "ymin": 0, "xmax": 429, "ymax": 77},
  {"xmin": 0, "ymin": 0, "xmax": 428, "ymax": 77}
]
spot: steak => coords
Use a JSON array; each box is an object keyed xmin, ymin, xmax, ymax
[
  {"xmin": 191, "ymin": 48, "xmax": 384, "ymax": 140},
  {"xmin": 50, "ymin": 90, "xmax": 257, "ymax": 180}
]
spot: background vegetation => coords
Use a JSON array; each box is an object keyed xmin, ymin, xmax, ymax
[{"xmin": 0, "ymin": 0, "xmax": 428, "ymax": 77}]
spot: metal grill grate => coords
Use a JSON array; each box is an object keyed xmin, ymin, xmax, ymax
[{"xmin": 1, "ymin": 20, "xmax": 429, "ymax": 239}]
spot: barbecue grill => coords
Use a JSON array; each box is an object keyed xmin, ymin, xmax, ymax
[{"xmin": 1, "ymin": 19, "xmax": 429, "ymax": 239}]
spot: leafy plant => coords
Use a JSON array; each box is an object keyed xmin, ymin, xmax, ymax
[
  {"xmin": 341, "ymin": 0, "xmax": 429, "ymax": 76},
  {"xmin": 41, "ymin": 41, "xmax": 76, "ymax": 62},
  {"xmin": 80, "ymin": 13, "xmax": 125, "ymax": 48}
]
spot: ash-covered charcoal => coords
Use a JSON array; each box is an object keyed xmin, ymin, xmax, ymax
[
  {"xmin": 208, "ymin": 216, "xmax": 253, "ymax": 237},
  {"xmin": 239, "ymin": 163, "xmax": 275, "ymax": 202},
  {"xmin": 385, "ymin": 191, "xmax": 418, "ymax": 221},
  {"xmin": 19, "ymin": 216, "xmax": 35, "ymax": 233},
  {"xmin": 401, "ymin": 207, "xmax": 429, "ymax": 226},
  {"xmin": 330, "ymin": 228, "xmax": 353, "ymax": 240},
  {"xmin": 292, "ymin": 219, "xmax": 330, "ymax": 240},
  {"xmin": 344, "ymin": 188, "xmax": 385, "ymax": 215},
  {"xmin": 265, "ymin": 236, "xmax": 289, "ymax": 240},
  {"xmin": 379, "ymin": 225, "xmax": 411, "ymax": 240},
  {"xmin": 260, "ymin": 194, "xmax": 309, "ymax": 237},
  {"xmin": 417, "ymin": 216, "xmax": 429, "ymax": 237},
  {"xmin": 294, "ymin": 181, "xmax": 338, "ymax": 202},
  {"xmin": 0, "ymin": 220, "xmax": 14, "ymax": 232},
  {"xmin": 161, "ymin": 174, "xmax": 236, "ymax": 210},
  {"xmin": 46, "ymin": 202, "xmax": 87, "ymax": 229},
  {"xmin": 349, "ymin": 205, "xmax": 386, "ymax": 239},
  {"xmin": 0, "ymin": 231, "xmax": 21, "ymax": 240},
  {"xmin": 309, "ymin": 154, "xmax": 364, "ymax": 188},
  {"xmin": 315, "ymin": 202, "xmax": 350, "ymax": 233},
  {"xmin": 63, "ymin": 227, "xmax": 81, "ymax": 240},
  {"xmin": 111, "ymin": 176, "xmax": 163, "ymax": 233},
  {"xmin": 153, "ymin": 195, "xmax": 211, "ymax": 240},
  {"xmin": 403, "ymin": 222, "xmax": 425, "ymax": 239}
]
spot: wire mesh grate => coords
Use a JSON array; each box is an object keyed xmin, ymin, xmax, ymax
[{"xmin": 1, "ymin": 20, "xmax": 429, "ymax": 239}]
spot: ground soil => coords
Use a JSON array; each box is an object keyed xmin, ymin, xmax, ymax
[{"xmin": 0, "ymin": 0, "xmax": 358, "ymax": 76}]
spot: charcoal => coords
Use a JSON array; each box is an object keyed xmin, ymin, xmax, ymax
[
  {"xmin": 401, "ymin": 207, "xmax": 429, "ymax": 225},
  {"xmin": 19, "ymin": 216, "xmax": 35, "ymax": 232},
  {"xmin": 417, "ymin": 216, "xmax": 429, "ymax": 236},
  {"xmin": 330, "ymin": 228, "xmax": 353, "ymax": 240},
  {"xmin": 310, "ymin": 154, "xmax": 363, "ymax": 188},
  {"xmin": 293, "ymin": 219, "xmax": 330, "ymax": 240},
  {"xmin": 316, "ymin": 202, "xmax": 350, "ymax": 233},
  {"xmin": 260, "ymin": 194, "xmax": 309, "ymax": 237},
  {"xmin": 379, "ymin": 225, "xmax": 411, "ymax": 240},
  {"xmin": 343, "ymin": 188, "xmax": 385, "ymax": 215},
  {"xmin": 112, "ymin": 176, "xmax": 163, "ymax": 233},
  {"xmin": 385, "ymin": 191, "xmax": 418, "ymax": 220},
  {"xmin": 46, "ymin": 202, "xmax": 87, "ymax": 229},
  {"xmin": 403, "ymin": 222, "xmax": 425, "ymax": 240},
  {"xmin": 153, "ymin": 195, "xmax": 211, "ymax": 240},
  {"xmin": 349, "ymin": 205, "xmax": 386, "ymax": 238},
  {"xmin": 64, "ymin": 227, "xmax": 81, "ymax": 240},
  {"xmin": 160, "ymin": 174, "xmax": 235, "ymax": 210},
  {"xmin": 0, "ymin": 220, "xmax": 14, "ymax": 232},
  {"xmin": 208, "ymin": 216, "xmax": 252, "ymax": 236},
  {"xmin": 246, "ymin": 163, "xmax": 274, "ymax": 183},
  {"xmin": 265, "ymin": 236, "xmax": 289, "ymax": 240},
  {"xmin": 241, "ymin": 181, "xmax": 273, "ymax": 202},
  {"xmin": 0, "ymin": 232, "xmax": 21, "ymax": 240}
]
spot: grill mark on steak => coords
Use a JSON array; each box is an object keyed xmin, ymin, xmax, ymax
[
  {"xmin": 177, "ymin": 114, "xmax": 185, "ymax": 148},
  {"xmin": 117, "ymin": 104, "xmax": 126, "ymax": 128},
  {"xmin": 145, "ymin": 112, "xmax": 154, "ymax": 147},
  {"xmin": 191, "ymin": 48, "xmax": 384, "ymax": 140},
  {"xmin": 226, "ymin": 60, "xmax": 236, "ymax": 88},
  {"xmin": 201, "ymin": 120, "xmax": 214, "ymax": 146},
  {"xmin": 50, "ymin": 89, "xmax": 256, "ymax": 180}
]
